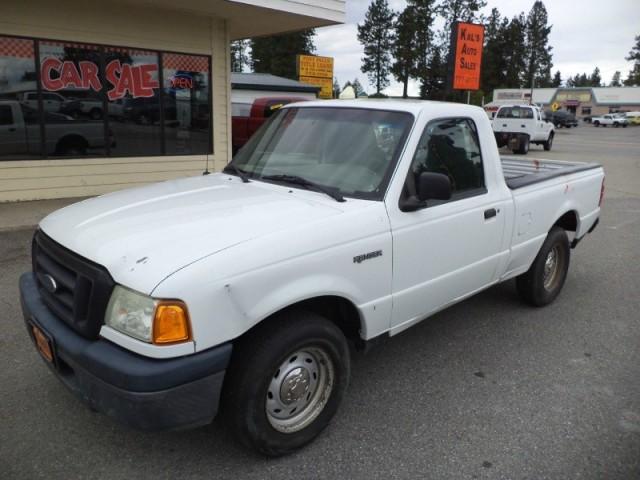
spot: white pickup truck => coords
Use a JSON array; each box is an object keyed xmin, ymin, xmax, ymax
[
  {"xmin": 493, "ymin": 104, "xmax": 555, "ymax": 154},
  {"xmin": 592, "ymin": 114, "xmax": 629, "ymax": 128},
  {"xmin": 20, "ymin": 100, "xmax": 604, "ymax": 456},
  {"xmin": 0, "ymin": 100, "xmax": 111, "ymax": 156}
]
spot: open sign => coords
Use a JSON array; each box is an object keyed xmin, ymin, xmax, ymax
[{"xmin": 169, "ymin": 73, "xmax": 193, "ymax": 90}]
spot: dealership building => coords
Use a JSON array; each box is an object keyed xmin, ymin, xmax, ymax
[
  {"xmin": 0, "ymin": 0, "xmax": 344, "ymax": 202},
  {"xmin": 485, "ymin": 87, "xmax": 640, "ymax": 118}
]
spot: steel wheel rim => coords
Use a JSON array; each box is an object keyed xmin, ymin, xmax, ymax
[
  {"xmin": 266, "ymin": 346, "xmax": 335, "ymax": 434},
  {"xmin": 543, "ymin": 245, "xmax": 561, "ymax": 290}
]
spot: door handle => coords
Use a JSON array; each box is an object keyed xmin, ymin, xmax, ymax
[{"xmin": 484, "ymin": 208, "xmax": 497, "ymax": 220}]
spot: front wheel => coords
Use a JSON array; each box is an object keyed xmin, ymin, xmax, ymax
[
  {"xmin": 516, "ymin": 226, "xmax": 570, "ymax": 307},
  {"xmin": 222, "ymin": 310, "xmax": 350, "ymax": 456}
]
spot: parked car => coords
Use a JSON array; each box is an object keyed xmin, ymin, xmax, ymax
[
  {"xmin": 582, "ymin": 115, "xmax": 593, "ymax": 124},
  {"xmin": 20, "ymin": 100, "xmax": 604, "ymax": 456},
  {"xmin": 546, "ymin": 110, "xmax": 578, "ymax": 128},
  {"xmin": 624, "ymin": 111, "xmax": 640, "ymax": 125},
  {"xmin": 492, "ymin": 104, "xmax": 555, "ymax": 154},
  {"xmin": 0, "ymin": 100, "xmax": 113, "ymax": 156},
  {"xmin": 232, "ymin": 97, "xmax": 309, "ymax": 155},
  {"xmin": 592, "ymin": 114, "xmax": 628, "ymax": 127},
  {"xmin": 18, "ymin": 90, "xmax": 71, "ymax": 113}
]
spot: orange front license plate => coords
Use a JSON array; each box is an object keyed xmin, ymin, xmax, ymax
[{"xmin": 32, "ymin": 324, "xmax": 54, "ymax": 363}]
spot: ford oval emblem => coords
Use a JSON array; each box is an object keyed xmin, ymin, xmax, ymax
[{"xmin": 38, "ymin": 273, "xmax": 58, "ymax": 294}]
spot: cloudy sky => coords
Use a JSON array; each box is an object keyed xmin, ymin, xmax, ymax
[{"xmin": 314, "ymin": 0, "xmax": 640, "ymax": 97}]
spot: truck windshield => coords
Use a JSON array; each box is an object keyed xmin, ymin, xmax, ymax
[{"xmin": 230, "ymin": 107, "xmax": 414, "ymax": 200}]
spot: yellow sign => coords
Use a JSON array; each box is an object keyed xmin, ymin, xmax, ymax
[
  {"xmin": 551, "ymin": 102, "xmax": 560, "ymax": 111},
  {"xmin": 298, "ymin": 55, "xmax": 334, "ymax": 79},
  {"xmin": 299, "ymin": 75, "xmax": 333, "ymax": 99}
]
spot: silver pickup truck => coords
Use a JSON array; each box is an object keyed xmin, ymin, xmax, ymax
[{"xmin": 0, "ymin": 100, "xmax": 111, "ymax": 157}]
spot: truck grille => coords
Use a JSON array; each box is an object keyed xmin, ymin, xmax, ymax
[{"xmin": 32, "ymin": 230, "xmax": 115, "ymax": 339}]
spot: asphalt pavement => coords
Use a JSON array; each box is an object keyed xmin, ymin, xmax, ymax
[{"xmin": 1, "ymin": 124, "xmax": 639, "ymax": 479}]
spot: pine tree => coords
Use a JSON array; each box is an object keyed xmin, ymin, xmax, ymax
[
  {"xmin": 480, "ymin": 8, "xmax": 504, "ymax": 96},
  {"xmin": 391, "ymin": 6, "xmax": 418, "ymax": 98},
  {"xmin": 624, "ymin": 35, "xmax": 640, "ymax": 86},
  {"xmin": 250, "ymin": 30, "xmax": 316, "ymax": 79},
  {"xmin": 589, "ymin": 67, "xmax": 602, "ymax": 87},
  {"xmin": 610, "ymin": 71, "xmax": 622, "ymax": 87},
  {"xmin": 230, "ymin": 40, "xmax": 250, "ymax": 73},
  {"xmin": 411, "ymin": 0, "xmax": 439, "ymax": 99},
  {"xmin": 333, "ymin": 77, "xmax": 340, "ymax": 98},
  {"xmin": 357, "ymin": 0, "xmax": 395, "ymax": 94},
  {"xmin": 503, "ymin": 14, "xmax": 527, "ymax": 88},
  {"xmin": 551, "ymin": 70, "xmax": 562, "ymax": 87},
  {"xmin": 523, "ymin": 1, "xmax": 553, "ymax": 89},
  {"xmin": 352, "ymin": 78, "xmax": 366, "ymax": 97}
]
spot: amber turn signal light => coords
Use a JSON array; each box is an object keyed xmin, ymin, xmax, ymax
[{"xmin": 152, "ymin": 302, "xmax": 191, "ymax": 345}]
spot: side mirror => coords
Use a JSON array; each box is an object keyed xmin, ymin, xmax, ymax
[
  {"xmin": 400, "ymin": 172, "xmax": 452, "ymax": 212},
  {"xmin": 417, "ymin": 172, "xmax": 451, "ymax": 202}
]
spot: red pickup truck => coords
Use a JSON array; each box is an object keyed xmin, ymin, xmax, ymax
[{"xmin": 232, "ymin": 97, "xmax": 308, "ymax": 154}]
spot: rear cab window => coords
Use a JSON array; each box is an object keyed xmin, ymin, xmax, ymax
[{"xmin": 497, "ymin": 106, "xmax": 534, "ymax": 119}]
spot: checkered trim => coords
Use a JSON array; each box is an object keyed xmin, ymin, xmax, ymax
[
  {"xmin": 0, "ymin": 36, "xmax": 34, "ymax": 59},
  {"xmin": 163, "ymin": 53, "xmax": 209, "ymax": 73},
  {"xmin": 40, "ymin": 40, "xmax": 100, "ymax": 51},
  {"xmin": 106, "ymin": 47, "xmax": 156, "ymax": 57}
]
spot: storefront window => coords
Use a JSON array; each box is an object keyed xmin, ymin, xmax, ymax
[
  {"xmin": 39, "ymin": 40, "xmax": 106, "ymax": 156},
  {"xmin": 162, "ymin": 53, "xmax": 210, "ymax": 155},
  {"xmin": 0, "ymin": 36, "xmax": 41, "ymax": 160},
  {"xmin": 0, "ymin": 34, "xmax": 212, "ymax": 161},
  {"xmin": 106, "ymin": 47, "xmax": 162, "ymax": 156}
]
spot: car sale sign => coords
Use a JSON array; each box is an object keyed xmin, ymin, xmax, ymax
[{"xmin": 452, "ymin": 22, "xmax": 485, "ymax": 91}]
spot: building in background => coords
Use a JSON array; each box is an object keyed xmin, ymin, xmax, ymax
[
  {"xmin": 485, "ymin": 87, "xmax": 640, "ymax": 118},
  {"xmin": 0, "ymin": 0, "xmax": 344, "ymax": 202}
]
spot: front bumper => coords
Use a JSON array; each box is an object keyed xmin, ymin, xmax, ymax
[{"xmin": 20, "ymin": 272, "xmax": 232, "ymax": 431}]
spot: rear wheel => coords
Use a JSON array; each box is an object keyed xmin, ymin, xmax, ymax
[
  {"xmin": 516, "ymin": 226, "xmax": 570, "ymax": 307},
  {"xmin": 543, "ymin": 132, "xmax": 554, "ymax": 151},
  {"xmin": 222, "ymin": 310, "xmax": 350, "ymax": 456},
  {"xmin": 614, "ymin": 122, "xmax": 619, "ymax": 128},
  {"xmin": 594, "ymin": 121, "xmax": 600, "ymax": 127}
]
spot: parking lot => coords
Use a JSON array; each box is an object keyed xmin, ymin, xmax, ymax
[{"xmin": 1, "ymin": 124, "xmax": 639, "ymax": 479}]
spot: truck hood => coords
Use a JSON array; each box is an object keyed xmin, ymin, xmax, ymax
[{"xmin": 39, "ymin": 174, "xmax": 346, "ymax": 294}]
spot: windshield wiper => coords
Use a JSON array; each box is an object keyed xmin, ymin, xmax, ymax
[
  {"xmin": 223, "ymin": 164, "xmax": 251, "ymax": 183},
  {"xmin": 262, "ymin": 174, "xmax": 345, "ymax": 202}
]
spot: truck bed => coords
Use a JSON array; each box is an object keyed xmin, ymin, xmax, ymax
[{"xmin": 501, "ymin": 156, "xmax": 601, "ymax": 189}]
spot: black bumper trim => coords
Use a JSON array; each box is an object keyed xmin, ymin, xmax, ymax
[{"xmin": 20, "ymin": 272, "xmax": 232, "ymax": 431}]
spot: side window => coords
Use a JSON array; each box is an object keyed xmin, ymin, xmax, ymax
[
  {"xmin": 0, "ymin": 105, "xmax": 13, "ymax": 125},
  {"xmin": 407, "ymin": 117, "xmax": 485, "ymax": 200}
]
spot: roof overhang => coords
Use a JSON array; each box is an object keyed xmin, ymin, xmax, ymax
[{"xmin": 113, "ymin": 0, "xmax": 345, "ymax": 40}]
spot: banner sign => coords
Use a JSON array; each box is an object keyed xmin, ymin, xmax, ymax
[
  {"xmin": 41, "ymin": 57, "xmax": 159, "ymax": 100},
  {"xmin": 297, "ymin": 54, "xmax": 333, "ymax": 99},
  {"xmin": 452, "ymin": 22, "xmax": 484, "ymax": 91}
]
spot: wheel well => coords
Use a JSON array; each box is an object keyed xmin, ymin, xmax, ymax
[
  {"xmin": 56, "ymin": 134, "xmax": 88, "ymax": 152},
  {"xmin": 253, "ymin": 296, "xmax": 363, "ymax": 347},
  {"xmin": 553, "ymin": 210, "xmax": 578, "ymax": 232}
]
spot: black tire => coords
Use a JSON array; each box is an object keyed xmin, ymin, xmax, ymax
[
  {"xmin": 516, "ymin": 226, "xmax": 570, "ymax": 307},
  {"xmin": 613, "ymin": 122, "xmax": 619, "ymax": 128},
  {"xmin": 222, "ymin": 310, "xmax": 350, "ymax": 456},
  {"xmin": 623, "ymin": 124, "xmax": 627, "ymax": 128},
  {"xmin": 543, "ymin": 132, "xmax": 554, "ymax": 151},
  {"xmin": 518, "ymin": 135, "xmax": 530, "ymax": 154},
  {"xmin": 594, "ymin": 121, "xmax": 599, "ymax": 127}
]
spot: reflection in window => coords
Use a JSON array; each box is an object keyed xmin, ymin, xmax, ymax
[
  {"xmin": 106, "ymin": 47, "xmax": 162, "ymax": 156},
  {"xmin": 162, "ymin": 53, "xmax": 210, "ymax": 155},
  {"xmin": 410, "ymin": 118, "xmax": 485, "ymax": 196},
  {"xmin": 0, "ymin": 36, "xmax": 41, "ymax": 160},
  {"xmin": 39, "ymin": 40, "xmax": 106, "ymax": 156}
]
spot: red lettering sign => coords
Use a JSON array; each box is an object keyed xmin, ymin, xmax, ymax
[
  {"xmin": 170, "ymin": 76, "xmax": 193, "ymax": 89},
  {"xmin": 41, "ymin": 56, "xmax": 158, "ymax": 99}
]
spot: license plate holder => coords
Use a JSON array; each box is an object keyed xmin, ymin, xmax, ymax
[{"xmin": 29, "ymin": 320, "xmax": 56, "ymax": 365}]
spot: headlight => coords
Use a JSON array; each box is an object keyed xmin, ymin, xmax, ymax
[
  {"xmin": 105, "ymin": 285, "xmax": 157, "ymax": 342},
  {"xmin": 104, "ymin": 285, "xmax": 192, "ymax": 345}
]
